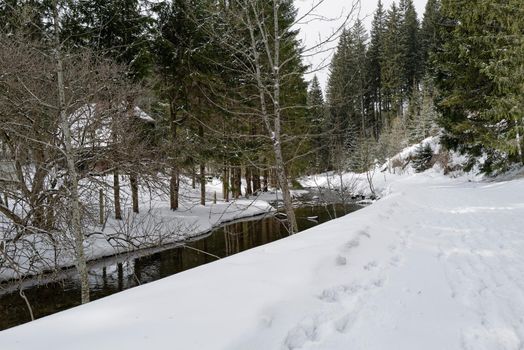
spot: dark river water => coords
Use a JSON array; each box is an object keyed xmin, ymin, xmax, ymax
[{"xmin": 0, "ymin": 203, "xmax": 362, "ymax": 331}]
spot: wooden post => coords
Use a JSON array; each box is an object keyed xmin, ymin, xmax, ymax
[{"xmin": 213, "ymin": 191, "xmax": 217, "ymax": 204}]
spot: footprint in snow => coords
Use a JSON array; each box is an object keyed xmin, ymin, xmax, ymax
[
  {"xmin": 363, "ymin": 261, "xmax": 378, "ymax": 271},
  {"xmin": 335, "ymin": 255, "xmax": 347, "ymax": 266},
  {"xmin": 390, "ymin": 255, "xmax": 401, "ymax": 266},
  {"xmin": 378, "ymin": 214, "xmax": 390, "ymax": 221},
  {"xmin": 318, "ymin": 284, "xmax": 361, "ymax": 303},
  {"xmin": 359, "ymin": 229, "xmax": 371, "ymax": 239},
  {"xmin": 344, "ymin": 238, "xmax": 360, "ymax": 250},
  {"xmin": 283, "ymin": 316, "xmax": 320, "ymax": 349},
  {"xmin": 334, "ymin": 313, "xmax": 358, "ymax": 333}
]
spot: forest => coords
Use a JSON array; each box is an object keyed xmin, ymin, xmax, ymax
[{"xmin": 0, "ymin": 0, "xmax": 523, "ymax": 335}]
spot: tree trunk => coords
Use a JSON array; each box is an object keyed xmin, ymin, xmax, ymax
[
  {"xmin": 169, "ymin": 99, "xmax": 179, "ymax": 210},
  {"xmin": 53, "ymin": 2, "xmax": 89, "ymax": 303},
  {"xmin": 170, "ymin": 168, "xmax": 179, "ymax": 210},
  {"xmin": 200, "ymin": 162, "xmax": 206, "ymax": 205},
  {"xmin": 199, "ymin": 124, "xmax": 205, "ymax": 206},
  {"xmin": 235, "ymin": 166, "xmax": 242, "ymax": 198},
  {"xmin": 252, "ymin": 167, "xmax": 260, "ymax": 193},
  {"xmin": 262, "ymin": 168, "xmax": 268, "ymax": 192},
  {"xmin": 223, "ymin": 162, "xmax": 229, "ymax": 202},
  {"xmin": 245, "ymin": 3, "xmax": 297, "ymax": 232},
  {"xmin": 230, "ymin": 165, "xmax": 236, "ymax": 199},
  {"xmin": 130, "ymin": 174, "xmax": 139, "ymax": 214},
  {"xmin": 99, "ymin": 189, "xmax": 104, "ymax": 225},
  {"xmin": 191, "ymin": 163, "xmax": 196, "ymax": 189},
  {"xmin": 113, "ymin": 170, "xmax": 122, "ymax": 220},
  {"xmin": 245, "ymin": 166, "xmax": 252, "ymax": 196},
  {"xmin": 273, "ymin": 142, "xmax": 298, "ymax": 234}
]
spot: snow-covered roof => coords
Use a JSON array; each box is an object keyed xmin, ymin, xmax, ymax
[{"xmin": 68, "ymin": 103, "xmax": 154, "ymax": 148}]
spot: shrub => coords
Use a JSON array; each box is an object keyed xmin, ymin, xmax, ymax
[{"xmin": 412, "ymin": 143, "xmax": 434, "ymax": 173}]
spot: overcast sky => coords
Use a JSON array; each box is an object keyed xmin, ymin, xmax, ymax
[{"xmin": 295, "ymin": 0, "xmax": 428, "ymax": 90}]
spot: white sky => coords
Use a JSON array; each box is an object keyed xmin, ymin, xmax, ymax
[{"xmin": 295, "ymin": 0, "xmax": 428, "ymax": 91}]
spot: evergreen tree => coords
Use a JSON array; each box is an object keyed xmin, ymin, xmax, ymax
[
  {"xmin": 326, "ymin": 29, "xmax": 354, "ymax": 152},
  {"xmin": 152, "ymin": 0, "xmax": 218, "ymax": 208},
  {"xmin": 366, "ymin": 0, "xmax": 386, "ymax": 138},
  {"xmin": 420, "ymin": 0, "xmax": 441, "ymax": 74},
  {"xmin": 0, "ymin": 0, "xmax": 54, "ymax": 38},
  {"xmin": 350, "ymin": 20, "xmax": 369, "ymax": 135},
  {"xmin": 407, "ymin": 79, "xmax": 440, "ymax": 143},
  {"xmin": 412, "ymin": 143, "xmax": 434, "ymax": 172},
  {"xmin": 327, "ymin": 21, "xmax": 368, "ymax": 147},
  {"xmin": 398, "ymin": 0, "xmax": 422, "ymax": 95},
  {"xmin": 307, "ymin": 76, "xmax": 328, "ymax": 171},
  {"xmin": 381, "ymin": 3, "xmax": 403, "ymax": 118},
  {"xmin": 435, "ymin": 0, "xmax": 524, "ymax": 170},
  {"xmin": 63, "ymin": 0, "xmax": 152, "ymax": 81}
]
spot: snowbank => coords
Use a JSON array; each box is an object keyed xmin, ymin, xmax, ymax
[
  {"xmin": 300, "ymin": 136, "xmax": 479, "ymax": 199},
  {"xmin": 0, "ymin": 176, "xmax": 273, "ymax": 281}
]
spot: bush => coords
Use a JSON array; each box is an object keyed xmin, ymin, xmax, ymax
[{"xmin": 412, "ymin": 143, "xmax": 434, "ymax": 173}]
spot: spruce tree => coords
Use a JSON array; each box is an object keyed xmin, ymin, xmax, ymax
[
  {"xmin": 412, "ymin": 143, "xmax": 434, "ymax": 172},
  {"xmin": 420, "ymin": 0, "xmax": 442, "ymax": 74},
  {"xmin": 350, "ymin": 20, "xmax": 369, "ymax": 135},
  {"xmin": 366, "ymin": 0, "xmax": 386, "ymax": 138},
  {"xmin": 63, "ymin": 0, "xmax": 152, "ymax": 81},
  {"xmin": 326, "ymin": 29, "xmax": 354, "ymax": 151},
  {"xmin": 381, "ymin": 3, "xmax": 403, "ymax": 118},
  {"xmin": 435, "ymin": 0, "xmax": 524, "ymax": 170},
  {"xmin": 307, "ymin": 76, "xmax": 328, "ymax": 171},
  {"xmin": 399, "ymin": 0, "xmax": 422, "ymax": 96}
]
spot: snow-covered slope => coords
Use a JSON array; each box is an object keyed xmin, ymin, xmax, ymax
[{"xmin": 2, "ymin": 169, "xmax": 524, "ymax": 349}]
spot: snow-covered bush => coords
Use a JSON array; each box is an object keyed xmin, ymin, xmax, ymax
[{"xmin": 412, "ymin": 143, "xmax": 434, "ymax": 173}]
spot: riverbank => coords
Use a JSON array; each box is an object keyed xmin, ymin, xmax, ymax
[
  {"xmin": 2, "ymin": 167, "xmax": 524, "ymax": 349},
  {"xmin": 0, "ymin": 176, "xmax": 274, "ymax": 282}
]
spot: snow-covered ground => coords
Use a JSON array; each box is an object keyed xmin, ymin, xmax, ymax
[
  {"xmin": 0, "ymin": 176, "xmax": 273, "ymax": 281},
  {"xmin": 2, "ymin": 160, "xmax": 524, "ymax": 349}
]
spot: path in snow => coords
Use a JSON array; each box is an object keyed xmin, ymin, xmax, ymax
[{"xmin": 1, "ymin": 173, "xmax": 524, "ymax": 350}]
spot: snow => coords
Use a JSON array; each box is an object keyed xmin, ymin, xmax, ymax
[
  {"xmin": 2, "ymin": 153, "xmax": 524, "ymax": 349},
  {"xmin": 0, "ymin": 176, "xmax": 273, "ymax": 281}
]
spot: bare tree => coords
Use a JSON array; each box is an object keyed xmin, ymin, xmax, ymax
[{"xmin": 0, "ymin": 22, "xmax": 154, "ymax": 302}]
